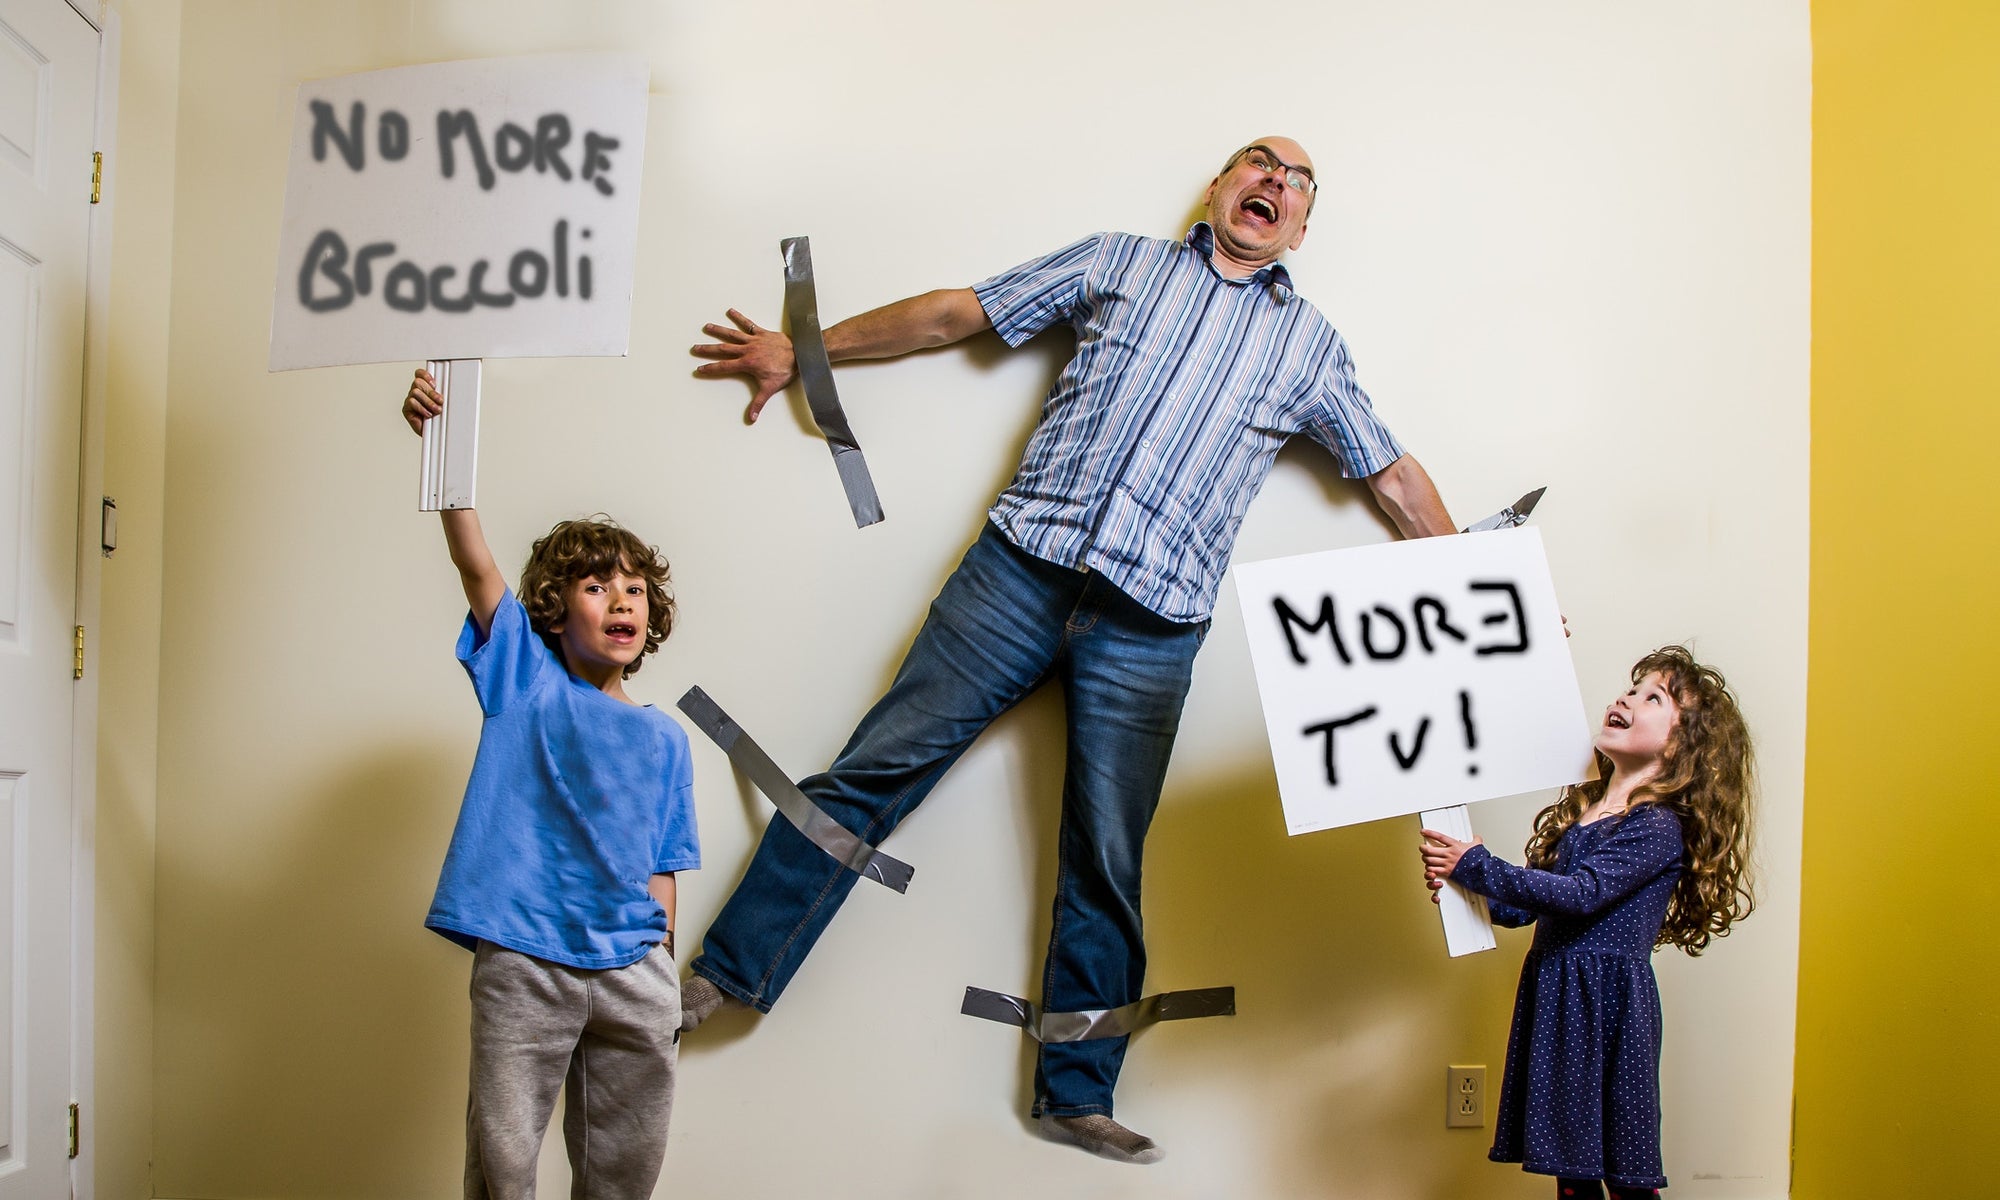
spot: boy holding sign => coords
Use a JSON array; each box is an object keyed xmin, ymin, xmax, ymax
[{"xmin": 403, "ymin": 369, "xmax": 698, "ymax": 1199}]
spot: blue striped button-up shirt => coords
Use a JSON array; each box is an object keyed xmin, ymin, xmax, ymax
[{"xmin": 974, "ymin": 223, "xmax": 1408, "ymax": 622}]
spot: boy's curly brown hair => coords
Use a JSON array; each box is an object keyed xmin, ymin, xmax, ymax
[
  {"xmin": 1524, "ymin": 645, "xmax": 1755, "ymax": 955},
  {"xmin": 518, "ymin": 517, "xmax": 675, "ymax": 679}
]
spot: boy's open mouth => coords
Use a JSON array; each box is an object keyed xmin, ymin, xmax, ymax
[
  {"xmin": 606, "ymin": 623, "xmax": 637, "ymax": 639},
  {"xmin": 1606, "ymin": 711, "xmax": 1630, "ymax": 729}
]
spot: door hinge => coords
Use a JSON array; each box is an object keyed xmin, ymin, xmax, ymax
[
  {"xmin": 73, "ymin": 625, "xmax": 85, "ymax": 680},
  {"xmin": 67, "ymin": 1102, "xmax": 80, "ymax": 1158},
  {"xmin": 90, "ymin": 152, "xmax": 102, "ymax": 204}
]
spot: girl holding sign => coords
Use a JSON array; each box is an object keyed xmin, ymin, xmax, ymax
[{"xmin": 1419, "ymin": 646, "xmax": 1754, "ymax": 1200}]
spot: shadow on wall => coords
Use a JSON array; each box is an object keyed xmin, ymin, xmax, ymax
[
  {"xmin": 671, "ymin": 708, "xmax": 1539, "ymax": 1196},
  {"xmin": 673, "ymin": 323, "xmax": 1080, "ymax": 935},
  {"xmin": 1142, "ymin": 767, "xmax": 1534, "ymax": 1195},
  {"xmin": 154, "ymin": 745, "xmax": 479, "ymax": 1198},
  {"xmin": 667, "ymin": 429, "xmax": 1518, "ymax": 1189}
]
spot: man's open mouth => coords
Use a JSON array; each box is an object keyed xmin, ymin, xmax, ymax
[{"xmin": 1242, "ymin": 196, "xmax": 1278, "ymax": 223}]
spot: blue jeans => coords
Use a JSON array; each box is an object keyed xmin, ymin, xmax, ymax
[{"xmin": 690, "ymin": 522, "xmax": 1206, "ymax": 1116}]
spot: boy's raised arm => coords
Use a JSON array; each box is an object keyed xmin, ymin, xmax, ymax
[
  {"xmin": 442, "ymin": 509, "xmax": 506, "ymax": 638},
  {"xmin": 404, "ymin": 368, "xmax": 506, "ymax": 635}
]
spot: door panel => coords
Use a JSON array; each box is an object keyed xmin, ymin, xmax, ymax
[{"xmin": 0, "ymin": 0, "xmax": 95, "ymax": 1193}]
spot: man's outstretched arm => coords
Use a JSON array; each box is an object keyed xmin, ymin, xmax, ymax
[
  {"xmin": 690, "ymin": 288, "xmax": 991, "ymax": 422},
  {"xmin": 1366, "ymin": 453, "xmax": 1456, "ymax": 539}
]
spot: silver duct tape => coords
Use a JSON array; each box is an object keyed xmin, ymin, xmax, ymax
[
  {"xmin": 676, "ymin": 686, "xmax": 913, "ymax": 893},
  {"xmin": 782, "ymin": 236, "xmax": 885, "ymax": 528},
  {"xmin": 960, "ymin": 985, "xmax": 1236, "ymax": 1043}
]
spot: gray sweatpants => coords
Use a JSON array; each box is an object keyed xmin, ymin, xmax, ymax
[{"xmin": 465, "ymin": 940, "xmax": 681, "ymax": 1200}]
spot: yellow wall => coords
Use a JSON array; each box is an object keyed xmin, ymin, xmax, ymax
[
  {"xmin": 95, "ymin": 0, "xmax": 182, "ymax": 1195},
  {"xmin": 1796, "ymin": 2, "xmax": 2000, "ymax": 1193}
]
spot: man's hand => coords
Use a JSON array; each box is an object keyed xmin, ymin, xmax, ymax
[
  {"xmin": 691, "ymin": 308, "xmax": 797, "ymax": 423},
  {"xmin": 403, "ymin": 367, "xmax": 442, "ymax": 435}
]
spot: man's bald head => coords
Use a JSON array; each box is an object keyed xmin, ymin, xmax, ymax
[{"xmin": 1203, "ymin": 136, "xmax": 1317, "ymax": 278}]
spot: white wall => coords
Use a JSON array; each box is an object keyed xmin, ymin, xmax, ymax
[{"xmin": 148, "ymin": 2, "xmax": 1808, "ymax": 1197}]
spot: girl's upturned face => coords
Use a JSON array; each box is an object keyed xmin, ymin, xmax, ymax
[{"xmin": 1594, "ymin": 670, "xmax": 1680, "ymax": 770}]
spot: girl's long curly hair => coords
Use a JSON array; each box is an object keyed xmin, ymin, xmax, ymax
[
  {"xmin": 1523, "ymin": 646, "xmax": 1755, "ymax": 955},
  {"xmin": 518, "ymin": 517, "xmax": 675, "ymax": 679}
]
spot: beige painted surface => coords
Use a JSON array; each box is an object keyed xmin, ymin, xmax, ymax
[
  {"xmin": 95, "ymin": 0, "xmax": 181, "ymax": 1196},
  {"xmin": 148, "ymin": 2, "xmax": 1808, "ymax": 1197}
]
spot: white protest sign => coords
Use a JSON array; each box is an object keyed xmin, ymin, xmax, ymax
[
  {"xmin": 269, "ymin": 54, "xmax": 648, "ymax": 371},
  {"xmin": 1233, "ymin": 526, "xmax": 1594, "ymax": 836}
]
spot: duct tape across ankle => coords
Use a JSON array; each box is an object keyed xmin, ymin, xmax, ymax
[
  {"xmin": 959, "ymin": 985, "xmax": 1236, "ymax": 1042},
  {"xmin": 782, "ymin": 236, "xmax": 884, "ymax": 528},
  {"xmin": 676, "ymin": 686, "xmax": 914, "ymax": 893}
]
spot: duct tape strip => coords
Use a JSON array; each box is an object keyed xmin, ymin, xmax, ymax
[
  {"xmin": 960, "ymin": 985, "xmax": 1236, "ymax": 1043},
  {"xmin": 676, "ymin": 686, "xmax": 913, "ymax": 893},
  {"xmin": 782, "ymin": 236, "xmax": 885, "ymax": 528}
]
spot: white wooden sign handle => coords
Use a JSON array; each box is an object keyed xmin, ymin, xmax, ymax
[
  {"xmin": 418, "ymin": 358, "xmax": 481, "ymax": 512},
  {"xmin": 1421, "ymin": 804, "xmax": 1497, "ymax": 957}
]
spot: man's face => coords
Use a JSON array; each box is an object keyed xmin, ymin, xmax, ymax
[{"xmin": 1204, "ymin": 137, "xmax": 1315, "ymax": 276}]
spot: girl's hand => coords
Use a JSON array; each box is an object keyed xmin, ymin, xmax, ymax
[
  {"xmin": 403, "ymin": 367, "xmax": 442, "ymax": 434},
  {"xmin": 1419, "ymin": 829, "xmax": 1481, "ymax": 888}
]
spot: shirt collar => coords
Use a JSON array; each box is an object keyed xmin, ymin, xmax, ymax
[{"xmin": 1186, "ymin": 222, "xmax": 1295, "ymax": 301}]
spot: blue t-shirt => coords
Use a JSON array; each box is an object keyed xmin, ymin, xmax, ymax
[{"xmin": 425, "ymin": 590, "xmax": 700, "ymax": 969}]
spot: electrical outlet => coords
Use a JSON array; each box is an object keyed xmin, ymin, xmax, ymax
[{"xmin": 1447, "ymin": 1065, "xmax": 1485, "ymax": 1128}]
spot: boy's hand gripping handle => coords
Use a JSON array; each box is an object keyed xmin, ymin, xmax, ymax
[{"xmin": 418, "ymin": 359, "xmax": 482, "ymax": 512}]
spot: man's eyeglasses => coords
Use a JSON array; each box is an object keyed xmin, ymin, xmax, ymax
[{"xmin": 1237, "ymin": 145, "xmax": 1316, "ymax": 197}]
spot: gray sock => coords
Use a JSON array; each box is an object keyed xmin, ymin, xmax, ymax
[
  {"xmin": 1037, "ymin": 1113, "xmax": 1164, "ymax": 1165},
  {"xmin": 678, "ymin": 974, "xmax": 742, "ymax": 1032}
]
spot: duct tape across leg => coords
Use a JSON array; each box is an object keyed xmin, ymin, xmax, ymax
[
  {"xmin": 960, "ymin": 986, "xmax": 1236, "ymax": 1041},
  {"xmin": 677, "ymin": 685, "xmax": 913, "ymax": 892}
]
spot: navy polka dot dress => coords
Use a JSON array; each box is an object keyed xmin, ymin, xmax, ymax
[{"xmin": 1450, "ymin": 805, "xmax": 1685, "ymax": 1191}]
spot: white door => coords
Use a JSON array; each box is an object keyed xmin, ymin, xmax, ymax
[{"xmin": 0, "ymin": 0, "xmax": 95, "ymax": 1194}]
